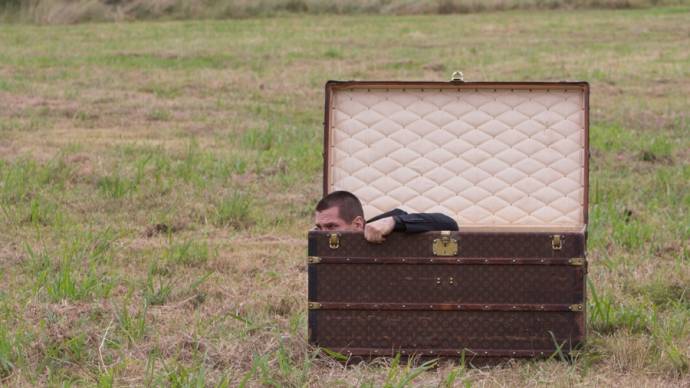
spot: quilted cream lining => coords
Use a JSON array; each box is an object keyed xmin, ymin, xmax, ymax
[{"xmin": 327, "ymin": 85, "xmax": 586, "ymax": 230}]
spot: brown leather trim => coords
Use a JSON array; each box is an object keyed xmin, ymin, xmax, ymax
[
  {"xmin": 326, "ymin": 347, "xmax": 567, "ymax": 358},
  {"xmin": 309, "ymin": 256, "xmax": 585, "ymax": 265},
  {"xmin": 322, "ymin": 82, "xmax": 334, "ymax": 197},
  {"xmin": 308, "ymin": 302, "xmax": 581, "ymax": 312},
  {"xmin": 581, "ymin": 274, "xmax": 588, "ymax": 339},
  {"xmin": 583, "ymin": 83, "xmax": 590, "ymax": 226},
  {"xmin": 325, "ymin": 80, "xmax": 589, "ymax": 91}
]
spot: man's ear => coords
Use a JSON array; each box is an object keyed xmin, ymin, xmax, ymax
[{"xmin": 351, "ymin": 215, "xmax": 365, "ymax": 231}]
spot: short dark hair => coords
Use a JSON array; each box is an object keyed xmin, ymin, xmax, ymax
[{"xmin": 316, "ymin": 191, "xmax": 364, "ymax": 223}]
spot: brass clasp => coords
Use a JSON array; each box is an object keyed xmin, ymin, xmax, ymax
[
  {"xmin": 551, "ymin": 235, "xmax": 563, "ymax": 251},
  {"xmin": 328, "ymin": 233, "xmax": 340, "ymax": 249},
  {"xmin": 432, "ymin": 231, "xmax": 459, "ymax": 256}
]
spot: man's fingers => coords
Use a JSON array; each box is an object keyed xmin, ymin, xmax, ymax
[
  {"xmin": 364, "ymin": 226, "xmax": 372, "ymax": 241},
  {"xmin": 365, "ymin": 231, "xmax": 380, "ymax": 242},
  {"xmin": 367, "ymin": 231, "xmax": 382, "ymax": 243},
  {"xmin": 364, "ymin": 224, "xmax": 385, "ymax": 243}
]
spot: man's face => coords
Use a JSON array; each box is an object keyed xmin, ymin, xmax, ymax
[{"xmin": 314, "ymin": 206, "xmax": 364, "ymax": 231}]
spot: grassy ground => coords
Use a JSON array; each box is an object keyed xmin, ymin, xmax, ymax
[{"xmin": 0, "ymin": 6, "xmax": 689, "ymax": 387}]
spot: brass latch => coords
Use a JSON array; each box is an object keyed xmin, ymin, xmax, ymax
[
  {"xmin": 551, "ymin": 235, "xmax": 563, "ymax": 251},
  {"xmin": 328, "ymin": 233, "xmax": 340, "ymax": 249},
  {"xmin": 569, "ymin": 304, "xmax": 583, "ymax": 311},
  {"xmin": 432, "ymin": 231, "xmax": 458, "ymax": 256},
  {"xmin": 568, "ymin": 258, "xmax": 585, "ymax": 266},
  {"xmin": 308, "ymin": 302, "xmax": 321, "ymax": 310},
  {"xmin": 450, "ymin": 71, "xmax": 464, "ymax": 82}
]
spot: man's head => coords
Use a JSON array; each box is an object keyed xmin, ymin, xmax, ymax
[{"xmin": 314, "ymin": 191, "xmax": 365, "ymax": 231}]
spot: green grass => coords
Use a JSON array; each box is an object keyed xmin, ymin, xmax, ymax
[
  {"xmin": 214, "ymin": 192, "xmax": 253, "ymax": 228},
  {"xmin": 165, "ymin": 240, "xmax": 210, "ymax": 267},
  {"xmin": 115, "ymin": 296, "xmax": 148, "ymax": 345},
  {"xmin": 0, "ymin": 6, "xmax": 689, "ymax": 386},
  {"xmin": 143, "ymin": 265, "xmax": 172, "ymax": 306},
  {"xmin": 0, "ymin": 323, "xmax": 16, "ymax": 379}
]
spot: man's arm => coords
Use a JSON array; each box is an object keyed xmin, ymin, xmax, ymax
[
  {"xmin": 364, "ymin": 210, "xmax": 458, "ymax": 243},
  {"xmin": 392, "ymin": 213, "xmax": 459, "ymax": 233}
]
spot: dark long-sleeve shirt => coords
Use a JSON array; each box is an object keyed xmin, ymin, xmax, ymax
[{"xmin": 367, "ymin": 209, "xmax": 458, "ymax": 233}]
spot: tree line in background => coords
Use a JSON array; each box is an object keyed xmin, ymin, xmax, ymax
[{"xmin": 0, "ymin": 0, "xmax": 685, "ymax": 24}]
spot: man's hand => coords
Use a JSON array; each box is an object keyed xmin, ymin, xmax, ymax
[{"xmin": 364, "ymin": 217, "xmax": 396, "ymax": 243}]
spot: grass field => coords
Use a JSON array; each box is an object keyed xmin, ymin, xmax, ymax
[{"xmin": 1, "ymin": 6, "xmax": 689, "ymax": 387}]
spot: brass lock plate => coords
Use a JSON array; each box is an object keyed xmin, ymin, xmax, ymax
[
  {"xmin": 328, "ymin": 233, "xmax": 340, "ymax": 249},
  {"xmin": 432, "ymin": 231, "xmax": 458, "ymax": 256}
]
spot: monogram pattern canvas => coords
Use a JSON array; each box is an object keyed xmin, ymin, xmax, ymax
[{"xmin": 311, "ymin": 310, "xmax": 582, "ymax": 350}]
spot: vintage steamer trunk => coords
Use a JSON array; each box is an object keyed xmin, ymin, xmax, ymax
[{"xmin": 308, "ymin": 77, "xmax": 589, "ymax": 360}]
